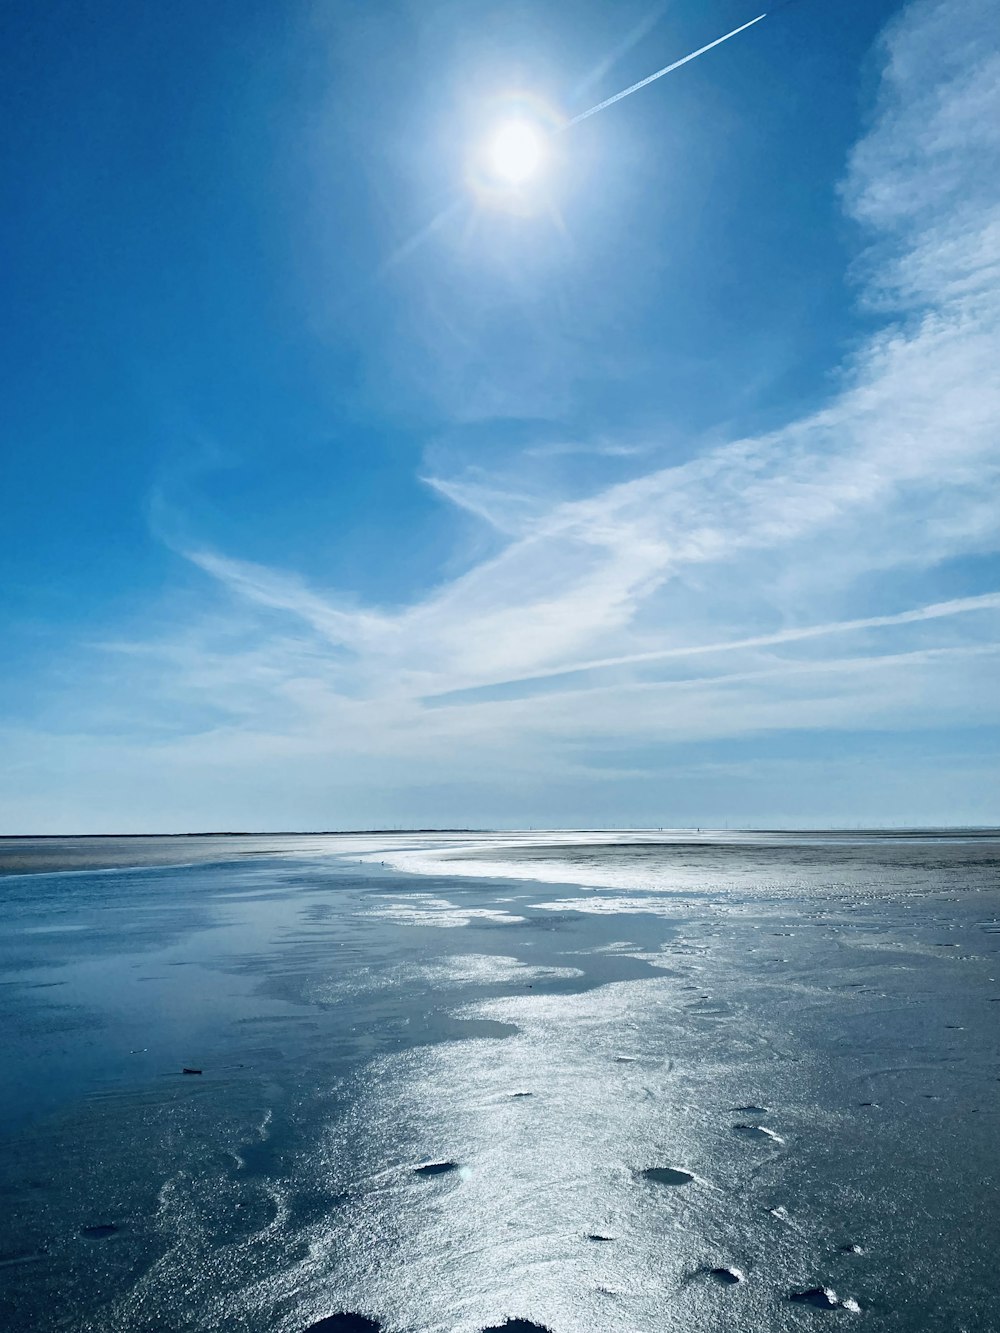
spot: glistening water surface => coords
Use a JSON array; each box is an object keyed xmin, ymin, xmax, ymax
[{"xmin": 1, "ymin": 831, "xmax": 998, "ymax": 1331}]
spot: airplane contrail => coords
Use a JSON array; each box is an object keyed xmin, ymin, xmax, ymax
[
  {"xmin": 424, "ymin": 591, "xmax": 1000, "ymax": 705},
  {"xmin": 568, "ymin": 0, "xmax": 810, "ymax": 129},
  {"xmin": 377, "ymin": 2, "xmax": 803, "ymax": 273},
  {"xmin": 563, "ymin": 5, "xmax": 791, "ymax": 128}
]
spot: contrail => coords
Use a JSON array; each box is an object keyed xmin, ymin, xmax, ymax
[
  {"xmin": 425, "ymin": 591, "xmax": 1000, "ymax": 704},
  {"xmin": 564, "ymin": 9, "xmax": 775, "ymax": 128},
  {"xmin": 378, "ymin": 1, "xmax": 803, "ymax": 272}
]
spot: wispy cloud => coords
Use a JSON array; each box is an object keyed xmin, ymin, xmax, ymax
[
  {"xmin": 425, "ymin": 592, "xmax": 1000, "ymax": 704},
  {"xmin": 119, "ymin": 0, "xmax": 1000, "ymax": 740},
  {"xmin": 3, "ymin": 0, "xmax": 999, "ymax": 829}
]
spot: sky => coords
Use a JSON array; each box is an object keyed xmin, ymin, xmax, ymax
[{"xmin": 1, "ymin": 0, "xmax": 999, "ymax": 833}]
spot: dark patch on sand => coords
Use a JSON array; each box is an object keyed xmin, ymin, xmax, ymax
[
  {"xmin": 509, "ymin": 1091, "xmax": 533, "ymax": 1098},
  {"xmin": 585, "ymin": 1232, "xmax": 615, "ymax": 1242},
  {"xmin": 413, "ymin": 1160, "xmax": 459, "ymax": 1177},
  {"xmin": 302, "ymin": 1316, "xmax": 382, "ymax": 1333},
  {"xmin": 641, "ymin": 1166, "xmax": 694, "ymax": 1186},
  {"xmin": 80, "ymin": 1223, "xmax": 119, "ymax": 1239},
  {"xmin": 0, "ymin": 1248, "xmax": 48, "ymax": 1268}
]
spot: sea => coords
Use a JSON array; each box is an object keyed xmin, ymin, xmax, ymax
[{"xmin": 1, "ymin": 829, "xmax": 998, "ymax": 1332}]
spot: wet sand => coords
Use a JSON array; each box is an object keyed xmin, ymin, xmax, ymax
[{"xmin": 1, "ymin": 831, "xmax": 998, "ymax": 1330}]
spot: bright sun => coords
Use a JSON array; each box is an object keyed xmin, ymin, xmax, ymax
[{"xmin": 488, "ymin": 119, "xmax": 544, "ymax": 184}]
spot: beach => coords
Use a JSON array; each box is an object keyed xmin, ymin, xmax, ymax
[{"xmin": 1, "ymin": 831, "xmax": 998, "ymax": 1331}]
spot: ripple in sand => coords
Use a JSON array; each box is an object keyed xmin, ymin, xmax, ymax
[
  {"xmin": 80, "ymin": 1223, "xmax": 119, "ymax": 1240},
  {"xmin": 641, "ymin": 1166, "xmax": 694, "ymax": 1186},
  {"xmin": 302, "ymin": 1317, "xmax": 382, "ymax": 1333},
  {"xmin": 413, "ymin": 1160, "xmax": 460, "ymax": 1177}
]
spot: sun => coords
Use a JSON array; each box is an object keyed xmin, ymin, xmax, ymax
[
  {"xmin": 466, "ymin": 97, "xmax": 560, "ymax": 210},
  {"xmin": 487, "ymin": 119, "xmax": 544, "ymax": 185}
]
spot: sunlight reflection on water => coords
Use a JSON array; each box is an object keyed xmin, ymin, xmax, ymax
[{"xmin": 2, "ymin": 832, "xmax": 999, "ymax": 1331}]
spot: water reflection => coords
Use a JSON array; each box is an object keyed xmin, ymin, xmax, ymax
[{"xmin": 0, "ymin": 832, "xmax": 998, "ymax": 1330}]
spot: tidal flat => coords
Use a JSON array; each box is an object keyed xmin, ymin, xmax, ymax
[{"xmin": 1, "ymin": 830, "xmax": 998, "ymax": 1331}]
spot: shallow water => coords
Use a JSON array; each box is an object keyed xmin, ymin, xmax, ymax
[{"xmin": 1, "ymin": 832, "xmax": 998, "ymax": 1331}]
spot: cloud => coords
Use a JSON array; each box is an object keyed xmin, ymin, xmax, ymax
[
  {"xmin": 126, "ymin": 0, "xmax": 1000, "ymax": 734},
  {"xmin": 3, "ymin": 0, "xmax": 1000, "ymax": 829},
  {"xmin": 425, "ymin": 592, "xmax": 1000, "ymax": 705}
]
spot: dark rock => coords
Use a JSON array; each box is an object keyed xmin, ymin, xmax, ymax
[
  {"xmin": 641, "ymin": 1166, "xmax": 694, "ymax": 1186},
  {"xmin": 708, "ymin": 1266, "xmax": 744, "ymax": 1285},
  {"xmin": 302, "ymin": 1317, "xmax": 382, "ymax": 1333},
  {"xmin": 413, "ymin": 1160, "xmax": 459, "ymax": 1177},
  {"xmin": 789, "ymin": 1287, "xmax": 840, "ymax": 1309},
  {"xmin": 481, "ymin": 1322, "xmax": 554, "ymax": 1333}
]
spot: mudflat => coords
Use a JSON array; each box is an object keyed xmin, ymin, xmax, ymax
[{"xmin": 1, "ymin": 830, "xmax": 997, "ymax": 1331}]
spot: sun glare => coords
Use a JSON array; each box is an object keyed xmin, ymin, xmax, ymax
[{"xmin": 488, "ymin": 119, "xmax": 544, "ymax": 185}]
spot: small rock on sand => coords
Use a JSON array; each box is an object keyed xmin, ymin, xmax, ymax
[
  {"xmin": 708, "ymin": 1266, "xmax": 744, "ymax": 1285},
  {"xmin": 302, "ymin": 1316, "xmax": 382, "ymax": 1333},
  {"xmin": 413, "ymin": 1160, "xmax": 459, "ymax": 1177},
  {"xmin": 641, "ymin": 1166, "xmax": 695, "ymax": 1186}
]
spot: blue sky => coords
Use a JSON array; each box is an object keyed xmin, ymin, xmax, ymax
[{"xmin": 2, "ymin": 0, "xmax": 999, "ymax": 832}]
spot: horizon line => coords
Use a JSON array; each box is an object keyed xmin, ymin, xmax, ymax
[{"xmin": 2, "ymin": 825, "xmax": 999, "ymax": 840}]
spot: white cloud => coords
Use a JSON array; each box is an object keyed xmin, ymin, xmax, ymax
[
  {"xmin": 4, "ymin": 0, "xmax": 1000, "ymax": 829},
  {"xmin": 177, "ymin": 0, "xmax": 1000, "ymax": 716}
]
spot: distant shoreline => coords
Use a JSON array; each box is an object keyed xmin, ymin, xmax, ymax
[
  {"xmin": 1, "ymin": 826, "xmax": 998, "ymax": 840},
  {"xmin": 0, "ymin": 829, "xmax": 487, "ymax": 839}
]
